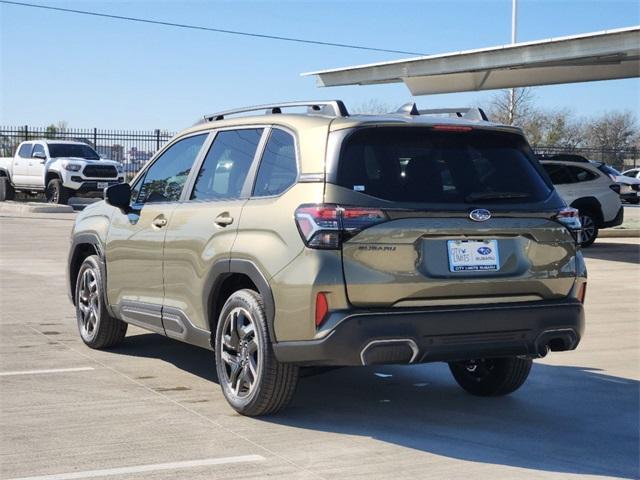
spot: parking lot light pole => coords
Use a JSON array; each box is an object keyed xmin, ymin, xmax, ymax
[{"xmin": 508, "ymin": 0, "xmax": 518, "ymax": 124}]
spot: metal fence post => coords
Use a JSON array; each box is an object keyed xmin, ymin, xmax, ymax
[
  {"xmin": 155, "ymin": 129, "xmax": 160, "ymax": 152},
  {"xmin": 24, "ymin": 125, "xmax": 28, "ymax": 141},
  {"xmin": 93, "ymin": 128, "xmax": 97, "ymax": 148}
]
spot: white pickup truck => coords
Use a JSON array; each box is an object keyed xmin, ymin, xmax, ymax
[{"xmin": 0, "ymin": 140, "xmax": 124, "ymax": 204}]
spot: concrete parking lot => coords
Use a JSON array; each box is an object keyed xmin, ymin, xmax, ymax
[{"xmin": 0, "ymin": 212, "xmax": 638, "ymax": 480}]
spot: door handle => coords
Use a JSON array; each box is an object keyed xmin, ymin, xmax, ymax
[
  {"xmin": 152, "ymin": 216, "xmax": 167, "ymax": 228},
  {"xmin": 215, "ymin": 213, "xmax": 234, "ymax": 227}
]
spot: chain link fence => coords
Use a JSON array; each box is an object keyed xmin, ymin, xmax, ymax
[{"xmin": 532, "ymin": 146, "xmax": 639, "ymax": 172}]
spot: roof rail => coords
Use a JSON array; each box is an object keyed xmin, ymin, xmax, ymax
[
  {"xmin": 201, "ymin": 100, "xmax": 349, "ymax": 122},
  {"xmin": 395, "ymin": 103, "xmax": 489, "ymax": 121}
]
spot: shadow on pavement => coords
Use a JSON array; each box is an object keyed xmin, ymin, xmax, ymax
[
  {"xmin": 583, "ymin": 241, "xmax": 639, "ymax": 264},
  {"xmin": 109, "ymin": 332, "xmax": 639, "ymax": 478}
]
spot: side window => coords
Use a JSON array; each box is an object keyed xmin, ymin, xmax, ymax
[
  {"xmin": 568, "ymin": 166, "xmax": 597, "ymax": 183},
  {"xmin": 18, "ymin": 144, "xmax": 32, "ymax": 158},
  {"xmin": 191, "ymin": 129, "xmax": 263, "ymax": 201},
  {"xmin": 253, "ymin": 129, "xmax": 297, "ymax": 197},
  {"xmin": 135, "ymin": 134, "xmax": 207, "ymax": 204},
  {"xmin": 32, "ymin": 144, "xmax": 45, "ymax": 157},
  {"xmin": 542, "ymin": 164, "xmax": 574, "ymax": 185}
]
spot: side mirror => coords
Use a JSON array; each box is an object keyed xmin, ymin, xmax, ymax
[
  {"xmin": 105, "ymin": 183, "xmax": 131, "ymax": 212},
  {"xmin": 32, "ymin": 151, "xmax": 46, "ymax": 160}
]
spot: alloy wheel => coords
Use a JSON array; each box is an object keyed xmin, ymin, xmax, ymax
[
  {"xmin": 220, "ymin": 307, "xmax": 260, "ymax": 398},
  {"xmin": 78, "ymin": 267, "xmax": 100, "ymax": 341},
  {"xmin": 579, "ymin": 214, "xmax": 596, "ymax": 244}
]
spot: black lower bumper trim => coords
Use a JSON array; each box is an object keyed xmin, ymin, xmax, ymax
[{"xmin": 273, "ymin": 300, "xmax": 584, "ymax": 366}]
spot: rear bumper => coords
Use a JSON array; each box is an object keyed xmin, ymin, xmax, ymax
[
  {"xmin": 273, "ymin": 299, "xmax": 584, "ymax": 366},
  {"xmin": 602, "ymin": 205, "xmax": 624, "ymax": 228}
]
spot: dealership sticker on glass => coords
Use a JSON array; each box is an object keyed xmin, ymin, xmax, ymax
[{"xmin": 447, "ymin": 240, "xmax": 500, "ymax": 272}]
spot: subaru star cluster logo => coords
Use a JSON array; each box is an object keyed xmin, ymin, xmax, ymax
[
  {"xmin": 469, "ymin": 209, "xmax": 491, "ymax": 222},
  {"xmin": 477, "ymin": 246, "xmax": 492, "ymax": 255}
]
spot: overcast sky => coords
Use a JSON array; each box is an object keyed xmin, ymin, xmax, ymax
[{"xmin": 1, "ymin": 0, "xmax": 639, "ymax": 130}]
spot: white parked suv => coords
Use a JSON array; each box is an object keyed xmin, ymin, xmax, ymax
[
  {"xmin": 540, "ymin": 159, "xmax": 623, "ymax": 246},
  {"xmin": 0, "ymin": 140, "xmax": 124, "ymax": 204}
]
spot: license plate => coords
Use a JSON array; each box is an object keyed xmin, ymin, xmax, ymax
[
  {"xmin": 447, "ymin": 240, "xmax": 499, "ymax": 272},
  {"xmin": 97, "ymin": 182, "xmax": 109, "ymax": 189}
]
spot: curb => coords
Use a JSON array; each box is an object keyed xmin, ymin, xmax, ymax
[
  {"xmin": 600, "ymin": 229, "xmax": 640, "ymax": 238},
  {"xmin": 0, "ymin": 201, "xmax": 74, "ymax": 214}
]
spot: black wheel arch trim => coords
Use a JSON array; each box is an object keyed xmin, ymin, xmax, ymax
[
  {"xmin": 67, "ymin": 233, "xmax": 115, "ymax": 317},
  {"xmin": 570, "ymin": 196, "xmax": 604, "ymax": 226},
  {"xmin": 203, "ymin": 258, "xmax": 277, "ymax": 345}
]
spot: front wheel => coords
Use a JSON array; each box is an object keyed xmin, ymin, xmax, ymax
[
  {"xmin": 215, "ymin": 289, "xmax": 299, "ymax": 416},
  {"xmin": 75, "ymin": 255, "xmax": 127, "ymax": 349},
  {"xmin": 449, "ymin": 357, "xmax": 532, "ymax": 396},
  {"xmin": 45, "ymin": 178, "xmax": 71, "ymax": 204},
  {"xmin": 0, "ymin": 177, "xmax": 15, "ymax": 201}
]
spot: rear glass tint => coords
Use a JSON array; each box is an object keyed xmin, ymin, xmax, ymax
[{"xmin": 336, "ymin": 127, "xmax": 551, "ymax": 204}]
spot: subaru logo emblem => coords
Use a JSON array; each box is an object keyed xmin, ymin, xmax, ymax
[
  {"xmin": 477, "ymin": 246, "xmax": 492, "ymax": 255},
  {"xmin": 469, "ymin": 209, "xmax": 491, "ymax": 222}
]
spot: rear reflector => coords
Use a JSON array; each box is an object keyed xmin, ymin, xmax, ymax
[
  {"xmin": 315, "ymin": 292, "xmax": 329, "ymax": 327},
  {"xmin": 577, "ymin": 283, "xmax": 587, "ymax": 303}
]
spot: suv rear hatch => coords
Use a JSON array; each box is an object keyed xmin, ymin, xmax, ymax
[{"xmin": 324, "ymin": 126, "xmax": 578, "ymax": 307}]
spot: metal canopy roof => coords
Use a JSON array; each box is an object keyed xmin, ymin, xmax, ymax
[{"xmin": 303, "ymin": 26, "xmax": 640, "ymax": 95}]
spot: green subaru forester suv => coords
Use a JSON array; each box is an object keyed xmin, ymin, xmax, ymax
[{"xmin": 67, "ymin": 101, "xmax": 586, "ymax": 416}]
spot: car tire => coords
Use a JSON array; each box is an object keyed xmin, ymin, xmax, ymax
[
  {"xmin": 75, "ymin": 255, "xmax": 127, "ymax": 349},
  {"xmin": 215, "ymin": 289, "xmax": 299, "ymax": 416},
  {"xmin": 0, "ymin": 177, "xmax": 15, "ymax": 201},
  {"xmin": 449, "ymin": 357, "xmax": 532, "ymax": 396},
  {"xmin": 46, "ymin": 178, "xmax": 70, "ymax": 204},
  {"xmin": 578, "ymin": 210, "xmax": 599, "ymax": 248}
]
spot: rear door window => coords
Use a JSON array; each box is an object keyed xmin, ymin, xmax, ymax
[
  {"xmin": 542, "ymin": 163, "xmax": 575, "ymax": 185},
  {"xmin": 567, "ymin": 166, "xmax": 597, "ymax": 183},
  {"xmin": 336, "ymin": 127, "xmax": 551, "ymax": 204},
  {"xmin": 191, "ymin": 129, "xmax": 263, "ymax": 201},
  {"xmin": 253, "ymin": 129, "xmax": 297, "ymax": 197}
]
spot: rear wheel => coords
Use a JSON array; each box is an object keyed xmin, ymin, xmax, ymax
[
  {"xmin": 578, "ymin": 211, "xmax": 599, "ymax": 248},
  {"xmin": 215, "ymin": 289, "xmax": 299, "ymax": 416},
  {"xmin": 0, "ymin": 177, "xmax": 15, "ymax": 201},
  {"xmin": 46, "ymin": 178, "xmax": 71, "ymax": 204},
  {"xmin": 449, "ymin": 357, "xmax": 532, "ymax": 396},
  {"xmin": 75, "ymin": 255, "xmax": 127, "ymax": 349}
]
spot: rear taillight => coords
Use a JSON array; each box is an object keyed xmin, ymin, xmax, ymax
[
  {"xmin": 554, "ymin": 207, "xmax": 582, "ymax": 244},
  {"xmin": 294, "ymin": 204, "xmax": 387, "ymax": 249},
  {"xmin": 554, "ymin": 207, "xmax": 581, "ymax": 230},
  {"xmin": 609, "ymin": 184, "xmax": 621, "ymax": 194}
]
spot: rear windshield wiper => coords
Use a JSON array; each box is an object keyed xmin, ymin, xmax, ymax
[{"xmin": 464, "ymin": 192, "xmax": 530, "ymax": 202}]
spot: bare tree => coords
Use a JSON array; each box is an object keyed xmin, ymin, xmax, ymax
[
  {"xmin": 487, "ymin": 88, "xmax": 535, "ymax": 126},
  {"xmin": 584, "ymin": 111, "xmax": 637, "ymax": 151},
  {"xmin": 351, "ymin": 99, "xmax": 395, "ymax": 115}
]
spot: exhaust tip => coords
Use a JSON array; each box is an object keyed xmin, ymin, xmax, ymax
[{"xmin": 360, "ymin": 339, "xmax": 419, "ymax": 366}]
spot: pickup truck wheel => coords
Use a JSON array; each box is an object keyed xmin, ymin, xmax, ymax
[
  {"xmin": 0, "ymin": 177, "xmax": 15, "ymax": 201},
  {"xmin": 215, "ymin": 289, "xmax": 299, "ymax": 416},
  {"xmin": 449, "ymin": 357, "xmax": 532, "ymax": 396},
  {"xmin": 46, "ymin": 178, "xmax": 70, "ymax": 204},
  {"xmin": 578, "ymin": 211, "xmax": 599, "ymax": 248},
  {"xmin": 75, "ymin": 255, "xmax": 127, "ymax": 349}
]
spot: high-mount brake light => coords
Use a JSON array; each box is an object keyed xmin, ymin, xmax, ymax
[
  {"xmin": 294, "ymin": 204, "xmax": 387, "ymax": 249},
  {"xmin": 431, "ymin": 125, "xmax": 473, "ymax": 132}
]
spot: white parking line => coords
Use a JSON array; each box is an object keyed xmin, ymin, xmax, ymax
[
  {"xmin": 6, "ymin": 455, "xmax": 266, "ymax": 480},
  {"xmin": 0, "ymin": 367, "xmax": 95, "ymax": 377}
]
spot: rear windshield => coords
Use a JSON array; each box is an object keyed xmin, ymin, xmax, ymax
[
  {"xmin": 336, "ymin": 127, "xmax": 552, "ymax": 204},
  {"xmin": 48, "ymin": 144, "xmax": 100, "ymax": 160}
]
